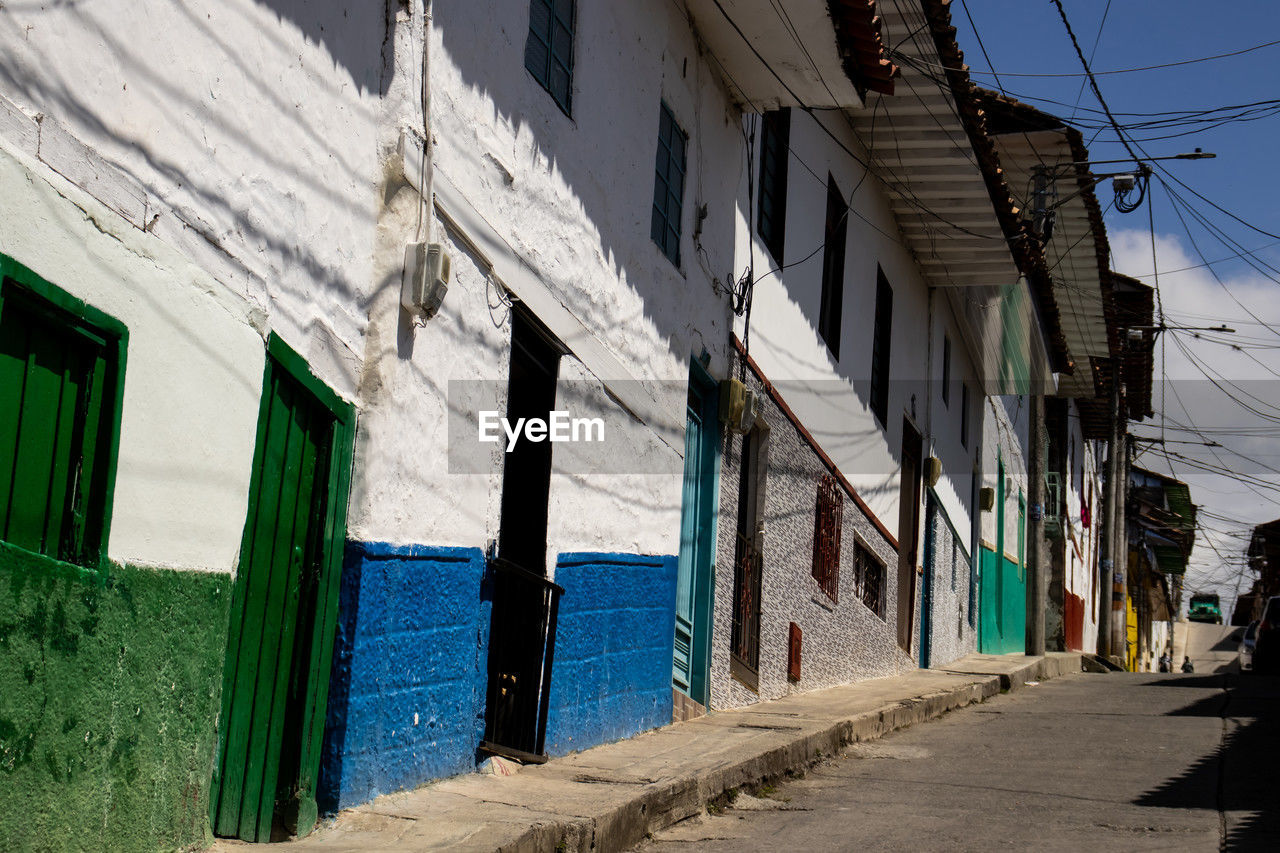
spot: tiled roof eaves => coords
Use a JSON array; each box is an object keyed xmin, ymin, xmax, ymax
[
  {"xmin": 919, "ymin": 0, "xmax": 1071, "ymax": 374},
  {"xmin": 828, "ymin": 0, "xmax": 899, "ymax": 96},
  {"xmin": 1113, "ymin": 272, "xmax": 1155, "ymax": 419}
]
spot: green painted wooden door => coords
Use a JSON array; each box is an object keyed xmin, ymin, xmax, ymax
[
  {"xmin": 211, "ymin": 337, "xmax": 353, "ymax": 842},
  {"xmin": 0, "ymin": 276, "xmax": 125, "ymax": 567},
  {"xmin": 673, "ymin": 360, "xmax": 719, "ymax": 706}
]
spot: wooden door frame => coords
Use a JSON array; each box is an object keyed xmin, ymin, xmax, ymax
[{"xmin": 211, "ymin": 333, "xmax": 354, "ymax": 841}]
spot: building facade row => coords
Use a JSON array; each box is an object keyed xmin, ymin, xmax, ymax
[{"xmin": 0, "ymin": 1, "xmax": 1154, "ymax": 848}]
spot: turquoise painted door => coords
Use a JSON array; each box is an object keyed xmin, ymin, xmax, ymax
[
  {"xmin": 673, "ymin": 360, "xmax": 719, "ymax": 706},
  {"xmin": 211, "ymin": 337, "xmax": 354, "ymax": 842},
  {"xmin": 979, "ymin": 458, "xmax": 1028, "ymax": 654},
  {"xmin": 979, "ymin": 460, "xmax": 1006, "ymax": 653}
]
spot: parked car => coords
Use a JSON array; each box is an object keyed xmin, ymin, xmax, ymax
[
  {"xmin": 1251, "ymin": 597, "xmax": 1280, "ymax": 674},
  {"xmin": 1239, "ymin": 620, "xmax": 1259, "ymax": 672},
  {"xmin": 1188, "ymin": 592, "xmax": 1223, "ymax": 624}
]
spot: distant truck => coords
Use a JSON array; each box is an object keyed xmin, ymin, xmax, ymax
[{"xmin": 1188, "ymin": 593, "xmax": 1223, "ymax": 624}]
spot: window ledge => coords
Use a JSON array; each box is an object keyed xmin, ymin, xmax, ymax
[
  {"xmin": 810, "ymin": 592, "xmax": 837, "ymax": 613},
  {"xmin": 0, "ymin": 539, "xmax": 105, "ymax": 586}
]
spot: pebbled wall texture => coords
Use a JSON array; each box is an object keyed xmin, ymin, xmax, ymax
[
  {"xmin": 318, "ymin": 542, "xmax": 490, "ymax": 813},
  {"xmin": 545, "ymin": 553, "xmax": 678, "ymax": 756},
  {"xmin": 710, "ymin": 356, "xmax": 910, "ymax": 712},
  {"xmin": 0, "ymin": 546, "xmax": 231, "ymax": 852},
  {"xmin": 922, "ymin": 495, "xmax": 976, "ymax": 668}
]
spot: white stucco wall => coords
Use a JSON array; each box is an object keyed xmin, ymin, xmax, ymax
[
  {"xmin": 982, "ymin": 394, "xmax": 1030, "ymax": 560},
  {"xmin": 0, "ymin": 2, "xmax": 398, "ymax": 407},
  {"xmin": 377, "ymin": 0, "xmax": 756, "ymax": 558},
  {"xmin": 0, "ymin": 138, "xmax": 263, "ymax": 573},
  {"xmin": 735, "ymin": 109, "xmax": 935, "ymax": 538},
  {"xmin": 1064, "ymin": 406, "xmax": 1102, "ymax": 652}
]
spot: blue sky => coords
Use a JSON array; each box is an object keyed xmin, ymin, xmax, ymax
[{"xmin": 950, "ymin": 2, "xmax": 1280, "ymax": 613}]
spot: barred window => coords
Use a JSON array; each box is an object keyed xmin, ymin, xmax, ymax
[
  {"xmin": 811, "ymin": 473, "xmax": 842, "ymax": 602},
  {"xmin": 855, "ymin": 540, "xmax": 885, "ymax": 619}
]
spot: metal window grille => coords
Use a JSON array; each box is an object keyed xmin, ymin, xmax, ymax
[
  {"xmin": 730, "ymin": 532, "xmax": 762, "ymax": 685},
  {"xmin": 524, "ymin": 0, "xmax": 575, "ymax": 114},
  {"xmin": 870, "ymin": 267, "xmax": 893, "ymax": 425},
  {"xmin": 481, "ymin": 557, "xmax": 564, "ymax": 763},
  {"xmin": 811, "ymin": 473, "xmax": 842, "ymax": 602},
  {"xmin": 651, "ymin": 101, "xmax": 687, "ymax": 266},
  {"xmin": 856, "ymin": 540, "xmax": 885, "ymax": 619},
  {"xmin": 756, "ymin": 109, "xmax": 790, "ymax": 263}
]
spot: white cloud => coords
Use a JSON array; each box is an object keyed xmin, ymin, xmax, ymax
[{"xmin": 1109, "ymin": 227, "xmax": 1280, "ymax": 614}]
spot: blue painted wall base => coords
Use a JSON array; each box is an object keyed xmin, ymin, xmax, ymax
[
  {"xmin": 545, "ymin": 552, "xmax": 678, "ymax": 756},
  {"xmin": 318, "ymin": 542, "xmax": 489, "ymax": 813}
]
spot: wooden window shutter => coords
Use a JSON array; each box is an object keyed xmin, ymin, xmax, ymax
[{"xmin": 788, "ymin": 622, "xmax": 802, "ymax": 682}]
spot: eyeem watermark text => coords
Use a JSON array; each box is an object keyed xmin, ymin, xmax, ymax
[{"xmin": 478, "ymin": 410, "xmax": 606, "ymax": 451}]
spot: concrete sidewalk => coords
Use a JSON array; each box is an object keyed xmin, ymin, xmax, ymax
[{"xmin": 216, "ymin": 653, "xmax": 1082, "ymax": 853}]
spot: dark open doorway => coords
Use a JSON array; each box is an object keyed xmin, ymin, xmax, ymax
[
  {"xmin": 896, "ymin": 417, "xmax": 923, "ymax": 651},
  {"xmin": 481, "ymin": 308, "xmax": 565, "ymax": 763}
]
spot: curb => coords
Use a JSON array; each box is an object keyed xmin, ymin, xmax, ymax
[{"xmin": 497, "ymin": 653, "xmax": 1083, "ymax": 852}]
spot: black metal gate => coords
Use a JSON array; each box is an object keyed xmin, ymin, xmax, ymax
[{"xmin": 480, "ymin": 558, "xmax": 563, "ymax": 763}]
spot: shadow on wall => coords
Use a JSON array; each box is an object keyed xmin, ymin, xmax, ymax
[
  {"xmin": 0, "ymin": 551, "xmax": 231, "ymax": 852},
  {"xmin": 0, "ymin": 0, "xmax": 397, "ymax": 311},
  {"xmin": 432, "ymin": 0, "xmax": 737, "ymax": 376},
  {"xmin": 1134, "ymin": 673, "xmax": 1280, "ymax": 850},
  {"xmin": 255, "ymin": 0, "xmax": 401, "ymax": 95},
  {"xmin": 544, "ymin": 553, "xmax": 678, "ymax": 756}
]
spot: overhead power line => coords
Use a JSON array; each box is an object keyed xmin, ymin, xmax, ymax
[{"xmin": 886, "ymin": 36, "xmax": 1280, "ymax": 78}]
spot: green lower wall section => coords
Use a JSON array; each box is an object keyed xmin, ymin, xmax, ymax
[{"xmin": 0, "ymin": 544, "xmax": 231, "ymax": 852}]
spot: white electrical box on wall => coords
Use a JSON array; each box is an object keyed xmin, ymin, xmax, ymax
[
  {"xmin": 719, "ymin": 378, "xmax": 759, "ymax": 434},
  {"xmin": 401, "ymin": 241, "xmax": 451, "ymax": 321}
]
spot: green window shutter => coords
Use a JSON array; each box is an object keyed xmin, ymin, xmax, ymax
[{"xmin": 0, "ymin": 271, "xmax": 124, "ymax": 568}]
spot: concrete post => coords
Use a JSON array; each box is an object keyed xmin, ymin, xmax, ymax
[
  {"xmin": 1096, "ymin": 368, "xmax": 1120, "ymax": 660},
  {"xmin": 1110, "ymin": 430, "xmax": 1131, "ymax": 665},
  {"xmin": 1026, "ymin": 392, "xmax": 1046, "ymax": 657}
]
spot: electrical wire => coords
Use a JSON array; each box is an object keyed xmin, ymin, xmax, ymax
[{"xmin": 886, "ymin": 36, "xmax": 1280, "ymax": 79}]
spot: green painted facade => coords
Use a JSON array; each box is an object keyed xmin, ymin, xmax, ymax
[
  {"xmin": 0, "ymin": 545, "xmax": 230, "ymax": 852},
  {"xmin": 978, "ymin": 546, "xmax": 1026, "ymax": 655},
  {"xmin": 978, "ymin": 459, "xmax": 1027, "ymax": 655}
]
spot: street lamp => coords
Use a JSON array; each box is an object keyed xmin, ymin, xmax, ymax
[{"xmin": 1030, "ymin": 150, "xmax": 1216, "ymax": 242}]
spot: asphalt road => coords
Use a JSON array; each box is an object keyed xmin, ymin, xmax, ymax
[{"xmin": 637, "ymin": 666, "xmax": 1280, "ymax": 851}]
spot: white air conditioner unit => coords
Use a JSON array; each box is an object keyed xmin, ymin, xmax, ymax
[{"xmin": 401, "ymin": 241, "xmax": 451, "ymax": 321}]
